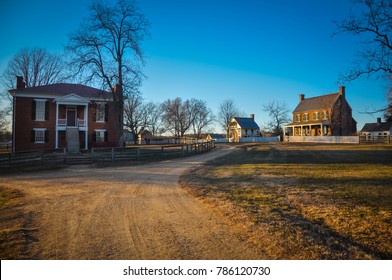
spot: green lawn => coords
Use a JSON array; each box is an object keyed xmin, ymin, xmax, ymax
[{"xmin": 181, "ymin": 143, "xmax": 392, "ymax": 259}]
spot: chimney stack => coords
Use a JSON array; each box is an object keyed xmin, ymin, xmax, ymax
[
  {"xmin": 299, "ymin": 94, "xmax": 305, "ymax": 101},
  {"xmin": 16, "ymin": 76, "xmax": 25, "ymax": 89},
  {"xmin": 339, "ymin": 86, "xmax": 345, "ymax": 97},
  {"xmin": 377, "ymin": 117, "xmax": 381, "ymax": 124},
  {"xmin": 250, "ymin": 114, "xmax": 254, "ymax": 119}
]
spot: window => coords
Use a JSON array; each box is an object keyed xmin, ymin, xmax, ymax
[
  {"xmin": 32, "ymin": 99, "xmax": 48, "ymax": 121},
  {"xmin": 313, "ymin": 112, "xmax": 319, "ymax": 120},
  {"xmin": 322, "ymin": 111, "xmax": 328, "ymax": 120},
  {"xmin": 95, "ymin": 130, "xmax": 107, "ymax": 143},
  {"xmin": 295, "ymin": 114, "xmax": 301, "ymax": 122},
  {"xmin": 32, "ymin": 128, "xmax": 47, "ymax": 143},
  {"xmin": 303, "ymin": 113, "xmax": 309, "ymax": 122},
  {"xmin": 96, "ymin": 103, "xmax": 106, "ymax": 122}
]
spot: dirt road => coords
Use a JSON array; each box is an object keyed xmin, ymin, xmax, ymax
[{"xmin": 1, "ymin": 146, "xmax": 261, "ymax": 259}]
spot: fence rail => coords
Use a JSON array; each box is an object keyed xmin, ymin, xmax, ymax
[
  {"xmin": 0, "ymin": 141, "xmax": 216, "ymax": 169},
  {"xmin": 0, "ymin": 149, "xmax": 66, "ymax": 169},
  {"xmin": 359, "ymin": 135, "xmax": 391, "ymax": 144},
  {"xmin": 91, "ymin": 141, "xmax": 215, "ymax": 162}
]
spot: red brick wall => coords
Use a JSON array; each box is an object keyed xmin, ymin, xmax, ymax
[{"xmin": 14, "ymin": 97, "xmax": 56, "ymax": 152}]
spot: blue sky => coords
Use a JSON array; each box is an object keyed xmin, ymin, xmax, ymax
[{"xmin": 0, "ymin": 0, "xmax": 389, "ymax": 132}]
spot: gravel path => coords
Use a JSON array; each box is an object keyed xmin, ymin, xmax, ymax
[{"xmin": 1, "ymin": 146, "xmax": 261, "ymax": 259}]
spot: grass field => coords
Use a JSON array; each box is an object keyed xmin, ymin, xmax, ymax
[{"xmin": 181, "ymin": 143, "xmax": 392, "ymax": 259}]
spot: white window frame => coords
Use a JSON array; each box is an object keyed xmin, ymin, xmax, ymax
[
  {"xmin": 295, "ymin": 114, "xmax": 301, "ymax": 122},
  {"xmin": 35, "ymin": 99, "xmax": 46, "ymax": 121},
  {"xmin": 303, "ymin": 113, "xmax": 309, "ymax": 122},
  {"xmin": 95, "ymin": 129, "xmax": 106, "ymax": 143},
  {"xmin": 96, "ymin": 103, "xmax": 106, "ymax": 123},
  {"xmin": 322, "ymin": 111, "xmax": 328, "ymax": 120},
  {"xmin": 313, "ymin": 112, "xmax": 319, "ymax": 120},
  {"xmin": 34, "ymin": 128, "xmax": 46, "ymax": 143}
]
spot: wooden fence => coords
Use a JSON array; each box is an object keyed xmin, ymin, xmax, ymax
[
  {"xmin": 91, "ymin": 141, "xmax": 215, "ymax": 162},
  {"xmin": 359, "ymin": 135, "xmax": 391, "ymax": 144},
  {"xmin": 0, "ymin": 141, "xmax": 215, "ymax": 169},
  {"xmin": 0, "ymin": 149, "xmax": 66, "ymax": 169}
]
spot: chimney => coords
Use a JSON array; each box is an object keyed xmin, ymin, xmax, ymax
[
  {"xmin": 377, "ymin": 117, "xmax": 382, "ymax": 124},
  {"xmin": 299, "ymin": 94, "xmax": 305, "ymax": 101},
  {"xmin": 250, "ymin": 114, "xmax": 254, "ymax": 119},
  {"xmin": 339, "ymin": 86, "xmax": 345, "ymax": 97},
  {"xmin": 16, "ymin": 76, "xmax": 25, "ymax": 89}
]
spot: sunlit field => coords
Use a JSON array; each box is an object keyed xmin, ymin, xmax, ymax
[{"xmin": 181, "ymin": 143, "xmax": 392, "ymax": 259}]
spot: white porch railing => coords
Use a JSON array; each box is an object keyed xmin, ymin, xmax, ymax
[{"xmin": 57, "ymin": 118, "xmax": 86, "ymax": 127}]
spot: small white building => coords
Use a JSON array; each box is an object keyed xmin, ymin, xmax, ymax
[
  {"xmin": 360, "ymin": 118, "xmax": 392, "ymax": 137},
  {"xmin": 229, "ymin": 114, "xmax": 260, "ymax": 142}
]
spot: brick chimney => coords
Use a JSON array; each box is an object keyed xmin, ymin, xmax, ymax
[
  {"xmin": 250, "ymin": 114, "xmax": 254, "ymax": 119},
  {"xmin": 299, "ymin": 94, "xmax": 305, "ymax": 101},
  {"xmin": 377, "ymin": 117, "xmax": 382, "ymax": 124},
  {"xmin": 16, "ymin": 76, "xmax": 25, "ymax": 89},
  {"xmin": 339, "ymin": 86, "xmax": 345, "ymax": 97}
]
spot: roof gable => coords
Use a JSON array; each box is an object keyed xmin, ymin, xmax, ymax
[
  {"xmin": 55, "ymin": 93, "xmax": 90, "ymax": 105},
  {"xmin": 293, "ymin": 93, "xmax": 340, "ymax": 113},
  {"xmin": 232, "ymin": 117, "xmax": 260, "ymax": 129}
]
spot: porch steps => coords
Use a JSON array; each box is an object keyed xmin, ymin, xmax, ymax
[{"xmin": 66, "ymin": 127, "xmax": 80, "ymax": 153}]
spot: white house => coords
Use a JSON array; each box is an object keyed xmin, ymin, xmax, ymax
[
  {"xmin": 229, "ymin": 114, "xmax": 260, "ymax": 142},
  {"xmin": 360, "ymin": 118, "xmax": 392, "ymax": 138}
]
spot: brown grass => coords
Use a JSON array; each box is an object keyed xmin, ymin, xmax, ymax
[{"xmin": 181, "ymin": 143, "xmax": 392, "ymax": 259}]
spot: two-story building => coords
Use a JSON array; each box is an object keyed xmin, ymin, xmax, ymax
[
  {"xmin": 229, "ymin": 114, "xmax": 260, "ymax": 142},
  {"xmin": 284, "ymin": 86, "xmax": 357, "ymax": 137},
  {"xmin": 9, "ymin": 77, "xmax": 119, "ymax": 153}
]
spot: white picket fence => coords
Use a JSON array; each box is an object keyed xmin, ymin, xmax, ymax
[{"xmin": 286, "ymin": 136, "xmax": 359, "ymax": 144}]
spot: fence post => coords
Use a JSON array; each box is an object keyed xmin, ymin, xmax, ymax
[
  {"xmin": 182, "ymin": 145, "xmax": 184, "ymax": 156},
  {"xmin": 63, "ymin": 148, "xmax": 66, "ymax": 164},
  {"xmin": 137, "ymin": 148, "xmax": 140, "ymax": 159},
  {"xmin": 161, "ymin": 146, "xmax": 164, "ymax": 156},
  {"xmin": 8, "ymin": 153, "xmax": 11, "ymax": 168},
  {"xmin": 111, "ymin": 148, "xmax": 114, "ymax": 162}
]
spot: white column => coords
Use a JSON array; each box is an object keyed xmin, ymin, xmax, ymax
[
  {"xmin": 84, "ymin": 104, "xmax": 88, "ymax": 149},
  {"xmin": 55, "ymin": 102, "xmax": 59, "ymax": 149}
]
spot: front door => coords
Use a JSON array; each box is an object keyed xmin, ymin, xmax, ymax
[{"xmin": 67, "ymin": 107, "xmax": 76, "ymax": 126}]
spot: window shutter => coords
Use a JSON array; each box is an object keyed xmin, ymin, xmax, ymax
[
  {"xmin": 104, "ymin": 131, "xmax": 108, "ymax": 142},
  {"xmin": 31, "ymin": 101, "xmax": 36, "ymax": 120},
  {"xmin": 92, "ymin": 132, "xmax": 96, "ymax": 142},
  {"xmin": 45, "ymin": 101, "xmax": 49, "ymax": 120},
  {"xmin": 92, "ymin": 104, "xmax": 97, "ymax": 122},
  {"xmin": 104, "ymin": 104, "xmax": 109, "ymax": 122},
  {"xmin": 31, "ymin": 130, "xmax": 35, "ymax": 142},
  {"xmin": 44, "ymin": 130, "xmax": 49, "ymax": 143}
]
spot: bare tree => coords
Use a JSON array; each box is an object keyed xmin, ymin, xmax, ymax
[
  {"xmin": 334, "ymin": 0, "xmax": 392, "ymax": 82},
  {"xmin": 218, "ymin": 99, "xmax": 240, "ymax": 139},
  {"xmin": 1, "ymin": 48, "xmax": 68, "ymax": 103},
  {"xmin": 191, "ymin": 99, "xmax": 215, "ymax": 139},
  {"xmin": 123, "ymin": 93, "xmax": 145, "ymax": 144},
  {"xmin": 262, "ymin": 101, "xmax": 290, "ymax": 136},
  {"xmin": 66, "ymin": 0, "xmax": 150, "ymax": 146},
  {"xmin": 144, "ymin": 102, "xmax": 165, "ymax": 137},
  {"xmin": 384, "ymin": 88, "xmax": 392, "ymax": 121},
  {"xmin": 162, "ymin": 98, "xmax": 192, "ymax": 139}
]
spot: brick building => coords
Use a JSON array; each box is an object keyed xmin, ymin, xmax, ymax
[
  {"xmin": 9, "ymin": 77, "xmax": 119, "ymax": 153},
  {"xmin": 284, "ymin": 86, "xmax": 357, "ymax": 137}
]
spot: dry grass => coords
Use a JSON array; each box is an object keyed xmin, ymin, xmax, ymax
[{"xmin": 181, "ymin": 143, "xmax": 392, "ymax": 259}]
